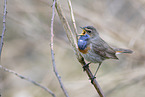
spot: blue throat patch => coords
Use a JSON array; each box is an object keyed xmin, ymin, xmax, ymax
[{"xmin": 78, "ymin": 34, "xmax": 90, "ymax": 50}]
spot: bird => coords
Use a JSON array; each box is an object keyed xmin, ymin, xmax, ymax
[{"xmin": 78, "ymin": 26, "xmax": 133, "ymax": 83}]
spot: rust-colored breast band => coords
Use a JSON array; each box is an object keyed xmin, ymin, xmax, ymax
[{"xmin": 78, "ymin": 46, "xmax": 90, "ymax": 54}]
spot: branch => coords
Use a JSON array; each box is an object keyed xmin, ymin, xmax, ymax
[
  {"xmin": 0, "ymin": 65, "xmax": 56, "ymax": 97},
  {"xmin": 0, "ymin": 0, "xmax": 7, "ymax": 58},
  {"xmin": 55, "ymin": 0, "xmax": 79, "ymax": 58},
  {"xmin": 67, "ymin": 0, "xmax": 78, "ymax": 42},
  {"xmin": 0, "ymin": 1, "xmax": 55, "ymax": 97},
  {"xmin": 55, "ymin": 0, "xmax": 105, "ymax": 97},
  {"xmin": 50, "ymin": 0, "xmax": 69, "ymax": 97}
]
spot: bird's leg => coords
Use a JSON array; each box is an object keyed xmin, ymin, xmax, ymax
[
  {"xmin": 83, "ymin": 62, "xmax": 91, "ymax": 71},
  {"xmin": 94, "ymin": 63, "xmax": 102, "ymax": 77},
  {"xmin": 90, "ymin": 63, "xmax": 102, "ymax": 84}
]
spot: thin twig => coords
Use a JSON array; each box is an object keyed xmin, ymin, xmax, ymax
[
  {"xmin": 50, "ymin": 0, "xmax": 69, "ymax": 97},
  {"xmin": 0, "ymin": 0, "xmax": 7, "ymax": 58},
  {"xmin": 0, "ymin": 0, "xmax": 56, "ymax": 97},
  {"xmin": 0, "ymin": 65, "xmax": 56, "ymax": 97},
  {"xmin": 67, "ymin": 0, "xmax": 78, "ymax": 42},
  {"xmin": 55, "ymin": 0, "xmax": 80, "ymax": 59},
  {"xmin": 55, "ymin": 0, "xmax": 105, "ymax": 97}
]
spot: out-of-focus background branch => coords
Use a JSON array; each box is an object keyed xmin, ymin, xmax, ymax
[
  {"xmin": 0, "ymin": 65, "xmax": 56, "ymax": 97},
  {"xmin": 0, "ymin": 0, "xmax": 145, "ymax": 97},
  {"xmin": 0, "ymin": 0, "xmax": 7, "ymax": 58}
]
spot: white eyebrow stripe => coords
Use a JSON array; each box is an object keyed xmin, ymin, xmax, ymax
[{"xmin": 85, "ymin": 28, "xmax": 92, "ymax": 31}]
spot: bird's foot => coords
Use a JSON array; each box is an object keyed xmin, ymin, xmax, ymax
[
  {"xmin": 83, "ymin": 62, "xmax": 91, "ymax": 71},
  {"xmin": 90, "ymin": 76, "xmax": 96, "ymax": 84}
]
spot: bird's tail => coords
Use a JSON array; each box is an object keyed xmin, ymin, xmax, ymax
[{"xmin": 114, "ymin": 48, "xmax": 133, "ymax": 54}]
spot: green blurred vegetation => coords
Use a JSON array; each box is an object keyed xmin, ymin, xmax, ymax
[{"xmin": 0, "ymin": 0, "xmax": 145, "ymax": 97}]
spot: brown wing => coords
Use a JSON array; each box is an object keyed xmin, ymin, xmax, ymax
[{"xmin": 91, "ymin": 37, "xmax": 118, "ymax": 59}]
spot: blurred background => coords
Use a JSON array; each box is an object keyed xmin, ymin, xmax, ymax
[{"xmin": 0, "ymin": 0, "xmax": 145, "ymax": 97}]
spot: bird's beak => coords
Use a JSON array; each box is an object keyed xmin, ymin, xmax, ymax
[
  {"xmin": 78, "ymin": 32, "xmax": 85, "ymax": 36},
  {"xmin": 78, "ymin": 26, "xmax": 86, "ymax": 36}
]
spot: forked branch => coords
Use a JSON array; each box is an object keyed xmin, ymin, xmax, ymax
[
  {"xmin": 0, "ymin": 1, "xmax": 56, "ymax": 97},
  {"xmin": 55, "ymin": 0, "xmax": 105, "ymax": 97}
]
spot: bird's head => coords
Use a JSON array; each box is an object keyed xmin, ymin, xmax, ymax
[{"xmin": 79, "ymin": 26, "xmax": 99, "ymax": 38}]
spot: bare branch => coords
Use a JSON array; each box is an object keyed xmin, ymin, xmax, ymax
[
  {"xmin": 0, "ymin": 65, "xmax": 56, "ymax": 97},
  {"xmin": 55, "ymin": 0, "xmax": 80, "ymax": 59},
  {"xmin": 50, "ymin": 0, "xmax": 69, "ymax": 97},
  {"xmin": 0, "ymin": 0, "xmax": 7, "ymax": 58},
  {"xmin": 55, "ymin": 0, "xmax": 105, "ymax": 96},
  {"xmin": 67, "ymin": 0, "xmax": 78, "ymax": 42}
]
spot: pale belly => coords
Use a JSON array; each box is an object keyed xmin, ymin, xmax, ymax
[{"xmin": 81, "ymin": 49, "xmax": 105, "ymax": 63}]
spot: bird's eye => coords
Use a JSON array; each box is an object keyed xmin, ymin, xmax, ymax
[{"xmin": 87, "ymin": 30, "xmax": 91, "ymax": 33}]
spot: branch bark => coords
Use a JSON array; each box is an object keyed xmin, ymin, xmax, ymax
[
  {"xmin": 50, "ymin": 0, "xmax": 69, "ymax": 97},
  {"xmin": 0, "ymin": 0, "xmax": 7, "ymax": 59},
  {"xmin": 0, "ymin": 65, "xmax": 56, "ymax": 97},
  {"xmin": 67, "ymin": 0, "xmax": 78, "ymax": 42},
  {"xmin": 55, "ymin": 0, "xmax": 105, "ymax": 97},
  {"xmin": 0, "ymin": 1, "xmax": 56, "ymax": 97}
]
